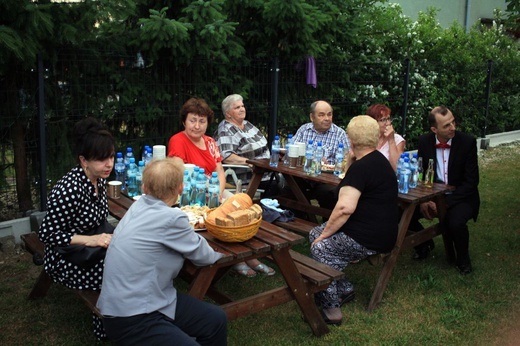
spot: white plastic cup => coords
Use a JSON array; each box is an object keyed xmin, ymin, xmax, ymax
[
  {"xmin": 296, "ymin": 142, "xmax": 306, "ymax": 166},
  {"xmin": 152, "ymin": 145, "xmax": 166, "ymax": 160},
  {"xmin": 287, "ymin": 144, "xmax": 299, "ymax": 168}
]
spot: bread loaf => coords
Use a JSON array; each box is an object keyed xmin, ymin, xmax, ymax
[
  {"xmin": 208, "ymin": 203, "xmax": 263, "ymax": 227},
  {"xmin": 227, "ymin": 210, "xmax": 250, "ymax": 226},
  {"xmin": 205, "ymin": 193, "xmax": 253, "ymax": 224},
  {"xmin": 250, "ymin": 204, "xmax": 263, "ymax": 219}
]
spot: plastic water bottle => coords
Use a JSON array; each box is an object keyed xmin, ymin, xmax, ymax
[
  {"xmin": 396, "ymin": 154, "xmax": 405, "ymax": 181},
  {"xmin": 142, "ymin": 145, "xmax": 150, "ymax": 162},
  {"xmin": 195, "ymin": 172, "xmax": 207, "ymax": 206},
  {"xmin": 398, "ymin": 166, "xmax": 410, "ymax": 194},
  {"xmin": 144, "ymin": 147, "xmax": 153, "ymax": 165},
  {"xmin": 124, "ymin": 147, "xmax": 134, "ymax": 169},
  {"xmin": 126, "ymin": 158, "xmax": 139, "ymax": 197},
  {"xmin": 409, "ymin": 153, "xmax": 419, "ymax": 188},
  {"xmin": 398, "ymin": 157, "xmax": 411, "ymax": 194},
  {"xmin": 313, "ymin": 141, "xmax": 324, "ymax": 175},
  {"xmin": 123, "ymin": 147, "xmax": 134, "ymax": 188},
  {"xmin": 334, "ymin": 143, "xmax": 344, "ymax": 177},
  {"xmin": 208, "ymin": 172, "xmax": 220, "ymax": 208},
  {"xmin": 114, "ymin": 152, "xmax": 126, "ymax": 192},
  {"xmin": 303, "ymin": 139, "xmax": 314, "ymax": 174},
  {"xmin": 180, "ymin": 170, "xmax": 191, "ymax": 207},
  {"xmin": 189, "ymin": 167, "xmax": 200, "ymax": 205},
  {"xmin": 269, "ymin": 135, "xmax": 280, "ymax": 167},
  {"xmin": 136, "ymin": 160, "xmax": 145, "ymax": 195},
  {"xmin": 283, "ymin": 134, "xmax": 294, "ymax": 165}
]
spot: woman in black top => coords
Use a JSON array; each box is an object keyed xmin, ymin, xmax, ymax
[{"xmin": 310, "ymin": 115, "xmax": 398, "ymax": 325}]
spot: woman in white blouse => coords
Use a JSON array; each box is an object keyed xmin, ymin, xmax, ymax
[{"xmin": 366, "ymin": 104, "xmax": 406, "ymax": 172}]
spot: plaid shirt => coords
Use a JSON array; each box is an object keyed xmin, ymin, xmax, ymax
[
  {"xmin": 293, "ymin": 122, "xmax": 350, "ymax": 163},
  {"xmin": 215, "ymin": 120, "xmax": 270, "ymax": 161}
]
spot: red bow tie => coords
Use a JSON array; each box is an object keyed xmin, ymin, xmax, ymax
[{"xmin": 436, "ymin": 142, "xmax": 451, "ymax": 149}]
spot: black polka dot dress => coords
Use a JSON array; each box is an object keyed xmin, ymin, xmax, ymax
[{"xmin": 38, "ymin": 165, "xmax": 109, "ymax": 339}]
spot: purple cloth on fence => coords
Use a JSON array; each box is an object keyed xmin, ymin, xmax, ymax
[{"xmin": 306, "ymin": 56, "xmax": 317, "ymax": 88}]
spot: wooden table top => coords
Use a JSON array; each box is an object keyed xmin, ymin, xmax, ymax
[{"xmin": 246, "ymin": 158, "xmax": 455, "ymax": 205}]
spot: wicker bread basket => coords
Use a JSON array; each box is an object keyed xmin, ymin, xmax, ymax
[{"xmin": 205, "ymin": 209, "xmax": 261, "ymax": 242}]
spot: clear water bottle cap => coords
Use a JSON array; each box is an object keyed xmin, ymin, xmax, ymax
[
  {"xmin": 127, "ymin": 147, "xmax": 133, "ymax": 152},
  {"xmin": 338, "ymin": 143, "xmax": 344, "ymax": 149},
  {"xmin": 275, "ymin": 135, "xmax": 280, "ymax": 140},
  {"xmin": 212, "ymin": 172, "xmax": 218, "ymax": 177},
  {"xmin": 129, "ymin": 158, "xmax": 135, "ymax": 163},
  {"xmin": 117, "ymin": 152, "xmax": 123, "ymax": 158}
]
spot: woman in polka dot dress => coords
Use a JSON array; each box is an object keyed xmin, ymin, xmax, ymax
[{"xmin": 38, "ymin": 117, "xmax": 115, "ymax": 340}]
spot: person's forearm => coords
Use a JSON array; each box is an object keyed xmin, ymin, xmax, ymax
[
  {"xmin": 223, "ymin": 153, "xmax": 249, "ymax": 165},
  {"xmin": 321, "ymin": 208, "xmax": 351, "ymax": 238}
]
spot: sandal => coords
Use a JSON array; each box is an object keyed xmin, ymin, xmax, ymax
[
  {"xmin": 252, "ymin": 263, "xmax": 276, "ymax": 276},
  {"xmin": 233, "ymin": 263, "xmax": 256, "ymax": 277}
]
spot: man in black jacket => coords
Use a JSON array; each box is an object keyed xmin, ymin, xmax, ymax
[{"xmin": 411, "ymin": 106, "xmax": 480, "ymax": 275}]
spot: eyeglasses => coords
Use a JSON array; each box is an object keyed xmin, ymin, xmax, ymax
[{"xmin": 378, "ymin": 117, "xmax": 392, "ymax": 123}]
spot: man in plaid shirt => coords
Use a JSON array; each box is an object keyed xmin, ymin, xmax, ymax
[
  {"xmin": 292, "ymin": 100, "xmax": 350, "ymax": 212},
  {"xmin": 293, "ymin": 100, "xmax": 350, "ymax": 163}
]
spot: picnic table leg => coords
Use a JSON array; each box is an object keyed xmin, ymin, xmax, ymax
[
  {"xmin": 28, "ymin": 269, "xmax": 53, "ymax": 300},
  {"xmin": 368, "ymin": 204, "xmax": 417, "ymax": 312},
  {"xmin": 245, "ymin": 166, "xmax": 265, "ymax": 199},
  {"xmin": 186, "ymin": 265, "xmax": 220, "ymax": 300},
  {"xmin": 272, "ymin": 247, "xmax": 330, "ymax": 336},
  {"xmin": 282, "ymin": 174, "xmax": 319, "ymax": 224},
  {"xmin": 434, "ymin": 195, "xmax": 456, "ymax": 264}
]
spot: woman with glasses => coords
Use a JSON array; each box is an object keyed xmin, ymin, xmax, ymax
[{"xmin": 366, "ymin": 104, "xmax": 406, "ymax": 172}]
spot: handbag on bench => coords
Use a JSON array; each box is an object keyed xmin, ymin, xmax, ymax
[{"xmin": 56, "ymin": 220, "xmax": 115, "ymax": 268}]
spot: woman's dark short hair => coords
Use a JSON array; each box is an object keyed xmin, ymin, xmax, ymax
[
  {"xmin": 180, "ymin": 98, "xmax": 214, "ymax": 124},
  {"xmin": 73, "ymin": 117, "xmax": 115, "ymax": 162}
]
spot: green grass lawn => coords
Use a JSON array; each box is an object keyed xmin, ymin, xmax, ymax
[{"xmin": 1, "ymin": 142, "xmax": 518, "ymax": 345}]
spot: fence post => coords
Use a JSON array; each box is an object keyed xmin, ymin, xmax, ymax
[
  {"xmin": 401, "ymin": 58, "xmax": 411, "ymax": 137},
  {"xmin": 37, "ymin": 53, "xmax": 47, "ymax": 211},
  {"xmin": 482, "ymin": 59, "xmax": 493, "ymax": 138},
  {"xmin": 268, "ymin": 57, "xmax": 280, "ymax": 146}
]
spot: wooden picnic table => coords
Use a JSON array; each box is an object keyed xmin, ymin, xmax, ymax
[
  {"xmin": 245, "ymin": 158, "xmax": 456, "ymax": 311},
  {"xmin": 108, "ymin": 194, "xmax": 344, "ymax": 336}
]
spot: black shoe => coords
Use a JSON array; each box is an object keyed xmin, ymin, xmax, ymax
[
  {"xmin": 319, "ymin": 309, "xmax": 342, "ymax": 326},
  {"xmin": 339, "ymin": 291, "xmax": 356, "ymax": 307},
  {"xmin": 456, "ymin": 256, "xmax": 473, "ymax": 275},
  {"xmin": 413, "ymin": 240, "xmax": 435, "ymax": 260}
]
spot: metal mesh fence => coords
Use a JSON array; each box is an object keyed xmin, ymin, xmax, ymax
[{"xmin": 1, "ymin": 50, "xmax": 516, "ymax": 221}]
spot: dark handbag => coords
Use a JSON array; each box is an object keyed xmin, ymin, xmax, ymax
[{"xmin": 56, "ymin": 220, "xmax": 115, "ymax": 268}]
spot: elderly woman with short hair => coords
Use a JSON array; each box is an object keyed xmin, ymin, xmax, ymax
[
  {"xmin": 215, "ymin": 94, "xmax": 270, "ymax": 166},
  {"xmin": 214, "ymin": 94, "xmax": 276, "ymax": 278},
  {"xmin": 309, "ymin": 115, "xmax": 398, "ymax": 325}
]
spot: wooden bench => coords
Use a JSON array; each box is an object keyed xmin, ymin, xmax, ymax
[
  {"xmin": 20, "ymin": 232, "xmax": 101, "ymax": 316},
  {"xmin": 274, "ymin": 217, "xmax": 317, "ymax": 236},
  {"xmin": 286, "ymin": 249, "xmax": 344, "ymax": 292},
  {"xmin": 21, "ymin": 199, "xmax": 342, "ymax": 328}
]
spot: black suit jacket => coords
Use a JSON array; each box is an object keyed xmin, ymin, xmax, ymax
[{"xmin": 417, "ymin": 131, "xmax": 480, "ymax": 221}]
